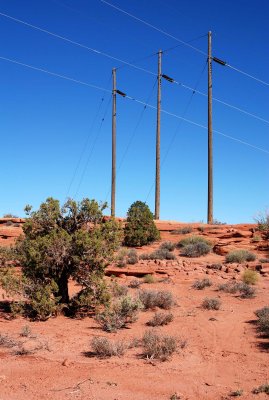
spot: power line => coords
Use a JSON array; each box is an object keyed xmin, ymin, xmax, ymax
[
  {"xmin": 0, "ymin": 11, "xmax": 156, "ymax": 76},
  {"xmin": 100, "ymin": 1, "xmax": 269, "ymax": 87},
  {"xmin": 0, "ymin": 55, "xmax": 268, "ymax": 155},
  {"xmin": 100, "ymin": 0, "xmax": 207, "ymax": 56},
  {"xmin": 74, "ymin": 95, "xmax": 112, "ymax": 199},
  {"xmin": 65, "ymin": 75, "xmax": 112, "ymax": 199},
  {"xmin": 2, "ymin": 53, "xmax": 266, "ymax": 126}
]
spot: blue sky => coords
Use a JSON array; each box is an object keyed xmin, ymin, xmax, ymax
[{"xmin": 0, "ymin": 0, "xmax": 268, "ymax": 223}]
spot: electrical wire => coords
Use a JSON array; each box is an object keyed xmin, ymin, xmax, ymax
[
  {"xmin": 104, "ymin": 77, "xmax": 158, "ymax": 203},
  {"xmin": 100, "ymin": 0, "xmax": 207, "ymax": 56},
  {"xmin": 100, "ymin": 1, "xmax": 269, "ymax": 87},
  {"xmin": 0, "ymin": 55, "xmax": 267, "ymax": 154},
  {"xmin": 73, "ymin": 94, "xmax": 112, "ymax": 199},
  {"xmin": 2, "ymin": 54, "xmax": 267, "ymax": 126},
  {"xmin": 65, "ymin": 75, "xmax": 112, "ymax": 199},
  {"xmin": 0, "ymin": 11, "xmax": 156, "ymax": 76}
]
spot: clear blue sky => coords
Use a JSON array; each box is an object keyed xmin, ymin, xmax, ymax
[{"xmin": 0, "ymin": 0, "xmax": 268, "ymax": 223}]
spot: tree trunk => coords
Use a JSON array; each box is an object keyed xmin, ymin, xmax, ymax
[{"xmin": 57, "ymin": 271, "xmax": 69, "ymax": 304}]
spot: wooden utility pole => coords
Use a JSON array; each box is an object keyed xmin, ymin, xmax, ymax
[
  {"xmin": 155, "ymin": 50, "xmax": 162, "ymax": 220},
  {"xmin": 111, "ymin": 68, "xmax": 116, "ymax": 217},
  {"xmin": 207, "ymin": 31, "xmax": 213, "ymax": 224}
]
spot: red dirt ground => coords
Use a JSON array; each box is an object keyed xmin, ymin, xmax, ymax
[{"xmin": 0, "ymin": 220, "xmax": 268, "ymax": 400}]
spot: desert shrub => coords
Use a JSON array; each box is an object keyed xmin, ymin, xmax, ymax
[
  {"xmin": 110, "ymin": 280, "xmax": 128, "ymax": 297},
  {"xmin": 197, "ymin": 226, "xmax": 205, "ymax": 233},
  {"xmin": 128, "ymin": 279, "xmax": 142, "ymax": 289},
  {"xmin": 0, "ymin": 334, "xmax": 17, "ymax": 348},
  {"xmin": 143, "ymin": 274, "xmax": 156, "ymax": 284},
  {"xmin": 218, "ymin": 282, "xmax": 239, "ymax": 294},
  {"xmin": 124, "ymin": 201, "xmax": 160, "ymax": 247},
  {"xmin": 147, "ymin": 312, "xmax": 173, "ymax": 327},
  {"xmin": 177, "ymin": 235, "xmax": 211, "ymax": 248},
  {"xmin": 229, "ymin": 389, "xmax": 243, "ymax": 397},
  {"xmin": 96, "ymin": 295, "xmax": 143, "ymax": 332},
  {"xmin": 260, "ymin": 258, "xmax": 269, "ymax": 263},
  {"xmin": 5, "ymin": 221, "xmax": 14, "ymax": 226},
  {"xmin": 241, "ymin": 269, "xmax": 259, "ymax": 285},
  {"xmin": 180, "ymin": 242, "xmax": 211, "ymax": 257},
  {"xmin": 252, "ymin": 234, "xmax": 261, "ymax": 242},
  {"xmin": 208, "ymin": 263, "xmax": 222, "ymax": 270},
  {"xmin": 20, "ymin": 325, "xmax": 32, "ymax": 337},
  {"xmin": 255, "ymin": 306, "xmax": 269, "ymax": 336},
  {"xmin": 225, "ymin": 250, "xmax": 256, "ymax": 263},
  {"xmin": 237, "ymin": 282, "xmax": 256, "ymax": 298},
  {"xmin": 159, "ymin": 241, "xmax": 176, "ymax": 251},
  {"xmin": 202, "ymin": 298, "xmax": 221, "ymax": 310},
  {"xmin": 91, "ymin": 337, "xmax": 127, "ymax": 358},
  {"xmin": 116, "ymin": 248, "xmax": 128, "ymax": 267},
  {"xmin": 140, "ymin": 247, "xmax": 176, "ymax": 261},
  {"xmin": 127, "ymin": 249, "xmax": 139, "ymax": 264},
  {"xmin": 255, "ymin": 211, "xmax": 269, "ymax": 240},
  {"xmin": 3, "ymin": 213, "xmax": 18, "ymax": 218},
  {"xmin": 141, "ymin": 330, "xmax": 177, "ymax": 361},
  {"xmin": 192, "ymin": 278, "xmax": 212, "ymax": 290},
  {"xmin": 139, "ymin": 289, "xmax": 174, "ymax": 310},
  {"xmin": 0, "ymin": 198, "xmax": 122, "ymax": 320},
  {"xmin": 172, "ymin": 226, "xmax": 193, "ymax": 235},
  {"xmin": 252, "ymin": 383, "xmax": 269, "ymax": 395},
  {"xmin": 212, "ymin": 219, "xmax": 226, "ymax": 225}
]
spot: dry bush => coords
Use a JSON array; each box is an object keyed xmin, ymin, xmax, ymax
[
  {"xmin": 91, "ymin": 337, "xmax": 128, "ymax": 358},
  {"xmin": 128, "ymin": 279, "xmax": 142, "ymax": 289},
  {"xmin": 192, "ymin": 278, "xmax": 212, "ymax": 290},
  {"xmin": 140, "ymin": 247, "xmax": 176, "ymax": 261},
  {"xmin": 237, "ymin": 283, "xmax": 256, "ymax": 298},
  {"xmin": 202, "ymin": 298, "xmax": 221, "ymax": 310},
  {"xmin": 225, "ymin": 249, "xmax": 256, "ymax": 263},
  {"xmin": 139, "ymin": 289, "xmax": 174, "ymax": 310},
  {"xmin": 109, "ymin": 280, "xmax": 128, "ymax": 297},
  {"xmin": 147, "ymin": 312, "xmax": 173, "ymax": 327},
  {"xmin": 96, "ymin": 295, "xmax": 143, "ymax": 332},
  {"xmin": 159, "ymin": 241, "xmax": 176, "ymax": 251},
  {"xmin": 252, "ymin": 383, "xmax": 269, "ymax": 395},
  {"xmin": 172, "ymin": 226, "xmax": 193, "ymax": 235},
  {"xmin": 218, "ymin": 282, "xmax": 239, "ymax": 294},
  {"xmin": 181, "ymin": 242, "xmax": 211, "ymax": 257},
  {"xmin": 255, "ymin": 306, "xmax": 269, "ymax": 336},
  {"xmin": 141, "ymin": 330, "xmax": 178, "ymax": 361},
  {"xmin": 241, "ymin": 269, "xmax": 259, "ymax": 285},
  {"xmin": 229, "ymin": 389, "xmax": 243, "ymax": 397},
  {"xmin": 20, "ymin": 325, "xmax": 32, "ymax": 337},
  {"xmin": 0, "ymin": 334, "xmax": 17, "ymax": 348},
  {"xmin": 177, "ymin": 235, "xmax": 211, "ymax": 248},
  {"xmin": 143, "ymin": 274, "xmax": 156, "ymax": 284},
  {"xmin": 127, "ymin": 249, "xmax": 139, "ymax": 265}
]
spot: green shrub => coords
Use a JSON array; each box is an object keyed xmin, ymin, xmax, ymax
[
  {"xmin": 139, "ymin": 289, "xmax": 174, "ymax": 310},
  {"xmin": 225, "ymin": 250, "xmax": 256, "ymax": 263},
  {"xmin": 177, "ymin": 235, "xmax": 211, "ymax": 248},
  {"xmin": 192, "ymin": 278, "xmax": 212, "ymax": 290},
  {"xmin": 241, "ymin": 269, "xmax": 259, "ymax": 285},
  {"xmin": 147, "ymin": 312, "xmax": 173, "ymax": 326},
  {"xmin": 255, "ymin": 211, "xmax": 269, "ymax": 240},
  {"xmin": 181, "ymin": 242, "xmax": 211, "ymax": 257},
  {"xmin": 91, "ymin": 337, "xmax": 127, "ymax": 358},
  {"xmin": 202, "ymin": 298, "xmax": 221, "ymax": 310},
  {"xmin": 141, "ymin": 330, "xmax": 178, "ymax": 361},
  {"xmin": 140, "ymin": 247, "xmax": 176, "ymax": 260},
  {"xmin": 127, "ymin": 249, "xmax": 139, "ymax": 264},
  {"xmin": 124, "ymin": 201, "xmax": 160, "ymax": 247}
]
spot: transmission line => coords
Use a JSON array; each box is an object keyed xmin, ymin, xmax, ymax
[{"xmin": 0, "ymin": 55, "xmax": 267, "ymax": 154}]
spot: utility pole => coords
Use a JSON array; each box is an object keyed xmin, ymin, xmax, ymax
[
  {"xmin": 207, "ymin": 31, "xmax": 213, "ymax": 224},
  {"xmin": 155, "ymin": 50, "xmax": 162, "ymax": 220},
  {"xmin": 111, "ymin": 68, "xmax": 116, "ymax": 217}
]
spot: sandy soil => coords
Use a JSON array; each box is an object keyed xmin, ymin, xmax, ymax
[{"xmin": 0, "ymin": 223, "xmax": 268, "ymax": 400}]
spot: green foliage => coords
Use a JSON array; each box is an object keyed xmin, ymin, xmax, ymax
[
  {"xmin": 0, "ymin": 197, "xmax": 122, "ymax": 320},
  {"xmin": 124, "ymin": 201, "xmax": 160, "ymax": 247},
  {"xmin": 180, "ymin": 242, "xmax": 211, "ymax": 257},
  {"xmin": 177, "ymin": 235, "xmax": 211, "ymax": 248},
  {"xmin": 225, "ymin": 249, "xmax": 256, "ymax": 263},
  {"xmin": 143, "ymin": 274, "xmax": 156, "ymax": 284},
  {"xmin": 255, "ymin": 211, "xmax": 269, "ymax": 239}
]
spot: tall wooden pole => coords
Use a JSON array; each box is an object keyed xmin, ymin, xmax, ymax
[
  {"xmin": 207, "ymin": 32, "xmax": 213, "ymax": 224},
  {"xmin": 111, "ymin": 68, "xmax": 116, "ymax": 217},
  {"xmin": 155, "ymin": 50, "xmax": 162, "ymax": 220}
]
